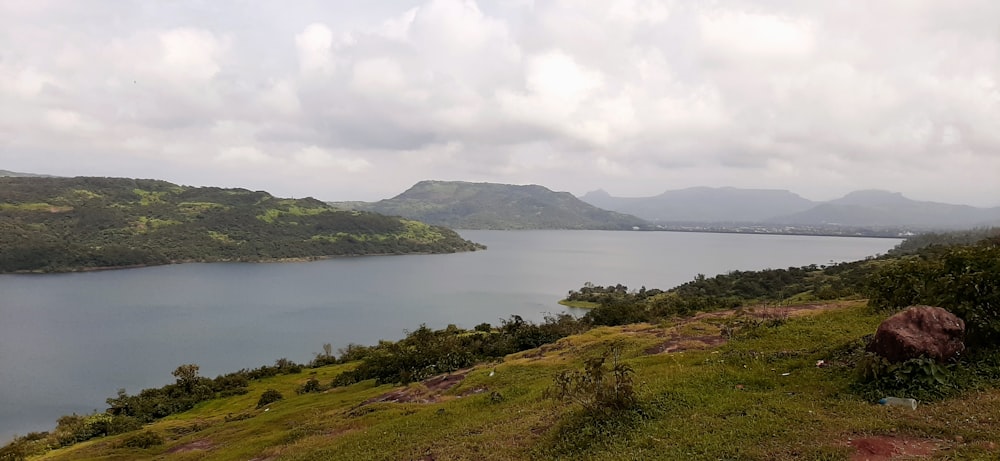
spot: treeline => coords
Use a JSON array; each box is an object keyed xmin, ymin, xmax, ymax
[
  {"xmin": 0, "ymin": 177, "xmax": 484, "ymax": 273},
  {"xmin": 331, "ymin": 314, "xmax": 587, "ymax": 386},
  {"xmin": 565, "ymin": 259, "xmax": 876, "ymax": 326},
  {"xmin": 887, "ymin": 227, "xmax": 1000, "ymax": 256}
]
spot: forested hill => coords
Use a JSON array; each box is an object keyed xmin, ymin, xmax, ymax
[
  {"xmin": 332, "ymin": 180, "xmax": 649, "ymax": 230},
  {"xmin": 0, "ymin": 177, "xmax": 484, "ymax": 273}
]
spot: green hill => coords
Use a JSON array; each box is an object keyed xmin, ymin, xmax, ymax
[
  {"xmin": 0, "ymin": 177, "xmax": 483, "ymax": 273},
  {"xmin": 332, "ymin": 180, "xmax": 650, "ymax": 230}
]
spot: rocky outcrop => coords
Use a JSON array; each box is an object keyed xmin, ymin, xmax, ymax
[{"xmin": 868, "ymin": 305, "xmax": 965, "ymax": 363}]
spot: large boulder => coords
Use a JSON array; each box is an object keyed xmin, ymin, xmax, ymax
[{"xmin": 868, "ymin": 305, "xmax": 965, "ymax": 363}]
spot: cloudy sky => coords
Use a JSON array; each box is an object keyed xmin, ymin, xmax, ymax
[{"xmin": 2, "ymin": 1, "xmax": 998, "ymax": 206}]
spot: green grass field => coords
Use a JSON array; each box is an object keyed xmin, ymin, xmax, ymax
[{"xmin": 35, "ymin": 302, "xmax": 1000, "ymax": 460}]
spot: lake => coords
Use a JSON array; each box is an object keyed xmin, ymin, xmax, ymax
[{"xmin": 0, "ymin": 230, "xmax": 899, "ymax": 441}]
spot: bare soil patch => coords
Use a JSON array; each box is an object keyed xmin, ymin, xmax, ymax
[
  {"xmin": 166, "ymin": 438, "xmax": 215, "ymax": 454},
  {"xmin": 643, "ymin": 302, "xmax": 847, "ymax": 355},
  {"xmin": 362, "ymin": 369, "xmax": 472, "ymax": 405},
  {"xmin": 847, "ymin": 435, "xmax": 939, "ymax": 460}
]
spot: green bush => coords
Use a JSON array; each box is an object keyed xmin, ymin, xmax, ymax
[
  {"xmin": 298, "ymin": 377, "xmax": 322, "ymax": 394},
  {"xmin": 854, "ymin": 354, "xmax": 959, "ymax": 401},
  {"xmin": 257, "ymin": 389, "xmax": 283, "ymax": 408}
]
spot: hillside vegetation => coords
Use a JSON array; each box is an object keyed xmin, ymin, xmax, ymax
[
  {"xmin": 0, "ymin": 177, "xmax": 483, "ymax": 273},
  {"xmin": 332, "ymin": 180, "xmax": 649, "ymax": 230},
  {"xmin": 4, "ymin": 231, "xmax": 999, "ymax": 460}
]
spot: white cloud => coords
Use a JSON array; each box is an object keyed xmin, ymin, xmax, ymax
[
  {"xmin": 699, "ymin": 10, "xmax": 815, "ymax": 61},
  {"xmin": 295, "ymin": 23, "xmax": 335, "ymax": 75},
  {"xmin": 216, "ymin": 146, "xmax": 275, "ymax": 166},
  {"xmin": 157, "ymin": 28, "xmax": 228, "ymax": 83},
  {"xmin": 293, "ymin": 146, "xmax": 371, "ymax": 172}
]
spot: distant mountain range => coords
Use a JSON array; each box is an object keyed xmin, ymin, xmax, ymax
[
  {"xmin": 581, "ymin": 187, "xmax": 1000, "ymax": 230},
  {"xmin": 331, "ymin": 180, "xmax": 648, "ymax": 230},
  {"xmin": 0, "ymin": 169, "xmax": 54, "ymax": 178},
  {"xmin": 581, "ymin": 187, "xmax": 815, "ymax": 223}
]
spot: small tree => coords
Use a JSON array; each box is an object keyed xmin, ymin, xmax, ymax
[{"xmin": 172, "ymin": 364, "xmax": 200, "ymax": 392}]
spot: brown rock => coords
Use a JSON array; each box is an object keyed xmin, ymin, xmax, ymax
[{"xmin": 868, "ymin": 305, "xmax": 965, "ymax": 363}]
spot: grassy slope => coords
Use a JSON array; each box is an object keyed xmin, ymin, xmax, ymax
[{"xmin": 38, "ymin": 301, "xmax": 1000, "ymax": 460}]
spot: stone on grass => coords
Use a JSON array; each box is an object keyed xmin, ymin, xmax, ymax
[{"xmin": 867, "ymin": 305, "xmax": 965, "ymax": 363}]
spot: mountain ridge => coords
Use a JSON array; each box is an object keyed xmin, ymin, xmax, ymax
[
  {"xmin": 582, "ymin": 187, "xmax": 1000, "ymax": 230},
  {"xmin": 332, "ymin": 180, "xmax": 649, "ymax": 230}
]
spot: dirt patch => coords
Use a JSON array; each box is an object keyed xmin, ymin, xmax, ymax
[
  {"xmin": 847, "ymin": 435, "xmax": 939, "ymax": 460},
  {"xmin": 640, "ymin": 303, "xmax": 849, "ymax": 356},
  {"xmin": 166, "ymin": 438, "xmax": 215, "ymax": 454},
  {"xmin": 458, "ymin": 386, "xmax": 488, "ymax": 397},
  {"xmin": 362, "ymin": 369, "xmax": 472, "ymax": 405},
  {"xmin": 644, "ymin": 335, "xmax": 728, "ymax": 354}
]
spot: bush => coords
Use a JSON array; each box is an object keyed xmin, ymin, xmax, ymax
[
  {"xmin": 853, "ymin": 354, "xmax": 960, "ymax": 402},
  {"xmin": 257, "ymin": 389, "xmax": 283, "ymax": 408},
  {"xmin": 298, "ymin": 377, "xmax": 322, "ymax": 394},
  {"xmin": 546, "ymin": 344, "xmax": 637, "ymax": 416}
]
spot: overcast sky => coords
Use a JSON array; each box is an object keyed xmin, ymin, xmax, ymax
[{"xmin": 2, "ymin": 1, "xmax": 998, "ymax": 206}]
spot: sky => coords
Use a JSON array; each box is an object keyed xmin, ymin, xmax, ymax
[{"xmin": 1, "ymin": 1, "xmax": 999, "ymax": 207}]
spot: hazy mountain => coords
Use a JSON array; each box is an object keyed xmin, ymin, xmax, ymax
[
  {"xmin": 0, "ymin": 176, "xmax": 483, "ymax": 273},
  {"xmin": 580, "ymin": 187, "xmax": 816, "ymax": 223},
  {"xmin": 582, "ymin": 187, "xmax": 1000, "ymax": 230},
  {"xmin": 333, "ymin": 180, "xmax": 648, "ymax": 230},
  {"xmin": 770, "ymin": 190, "xmax": 1000, "ymax": 229},
  {"xmin": 0, "ymin": 169, "xmax": 54, "ymax": 177}
]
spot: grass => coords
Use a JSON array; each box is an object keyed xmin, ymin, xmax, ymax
[{"xmin": 34, "ymin": 301, "xmax": 1000, "ymax": 460}]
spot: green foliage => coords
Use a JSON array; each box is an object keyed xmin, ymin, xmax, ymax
[
  {"xmin": 854, "ymin": 355, "xmax": 960, "ymax": 402},
  {"xmin": 257, "ymin": 389, "xmax": 284, "ymax": 408},
  {"xmin": 332, "ymin": 314, "xmax": 588, "ymax": 386},
  {"xmin": 866, "ymin": 236, "xmax": 1000, "ymax": 346},
  {"xmin": 546, "ymin": 344, "xmax": 637, "ymax": 416},
  {"xmin": 568, "ymin": 259, "xmax": 874, "ymax": 326},
  {"xmin": 0, "ymin": 176, "xmax": 484, "ymax": 273},
  {"xmin": 888, "ymin": 228, "xmax": 1000, "ymax": 256},
  {"xmin": 118, "ymin": 431, "xmax": 163, "ymax": 449},
  {"xmin": 298, "ymin": 376, "xmax": 323, "ymax": 394}
]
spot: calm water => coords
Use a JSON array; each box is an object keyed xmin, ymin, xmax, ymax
[{"xmin": 0, "ymin": 230, "xmax": 899, "ymax": 440}]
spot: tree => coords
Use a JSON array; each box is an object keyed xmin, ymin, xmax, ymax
[{"xmin": 172, "ymin": 364, "xmax": 200, "ymax": 392}]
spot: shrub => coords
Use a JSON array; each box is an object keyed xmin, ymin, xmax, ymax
[
  {"xmin": 854, "ymin": 354, "xmax": 959, "ymax": 401},
  {"xmin": 257, "ymin": 389, "xmax": 283, "ymax": 408},
  {"xmin": 546, "ymin": 344, "xmax": 637, "ymax": 416},
  {"xmin": 298, "ymin": 377, "xmax": 322, "ymax": 394}
]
